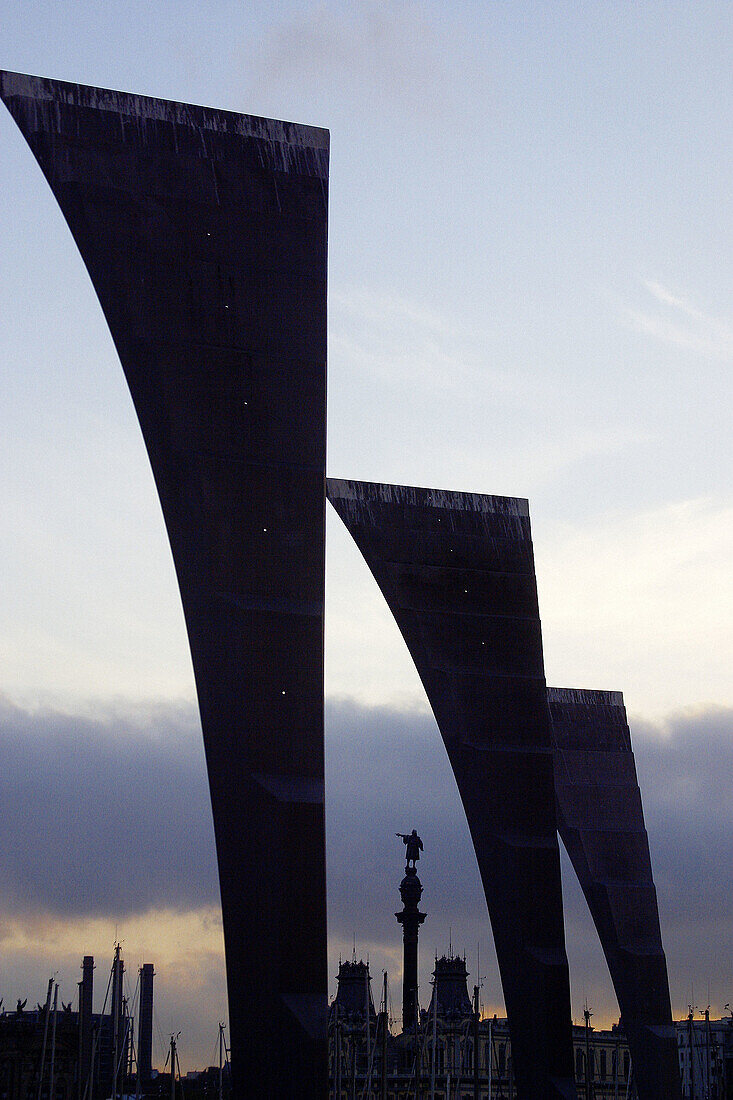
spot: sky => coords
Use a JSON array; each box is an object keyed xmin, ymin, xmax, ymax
[{"xmin": 0, "ymin": 0, "xmax": 731, "ymax": 1072}]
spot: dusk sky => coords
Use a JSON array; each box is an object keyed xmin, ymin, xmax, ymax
[{"xmin": 1, "ymin": 0, "xmax": 731, "ymax": 1071}]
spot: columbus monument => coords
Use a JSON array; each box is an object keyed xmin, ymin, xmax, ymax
[{"xmin": 395, "ymin": 831, "xmax": 426, "ymax": 1034}]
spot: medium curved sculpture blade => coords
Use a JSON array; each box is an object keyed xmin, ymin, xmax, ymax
[
  {"xmin": 1, "ymin": 71, "xmax": 329, "ymax": 1098},
  {"xmin": 327, "ymin": 477, "xmax": 577, "ymax": 1100},
  {"xmin": 548, "ymin": 687, "xmax": 681, "ymax": 1100}
]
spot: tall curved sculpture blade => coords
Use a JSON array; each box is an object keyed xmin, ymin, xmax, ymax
[
  {"xmin": 548, "ymin": 688, "xmax": 681, "ymax": 1100},
  {"xmin": 1, "ymin": 71, "xmax": 329, "ymax": 1097},
  {"xmin": 327, "ymin": 478, "xmax": 577, "ymax": 1100}
]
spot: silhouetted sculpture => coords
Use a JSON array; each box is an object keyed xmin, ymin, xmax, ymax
[
  {"xmin": 328, "ymin": 478, "xmax": 577, "ymax": 1100},
  {"xmin": 1, "ymin": 70, "xmax": 329, "ymax": 1100},
  {"xmin": 548, "ymin": 687, "xmax": 681, "ymax": 1100},
  {"xmin": 1, "ymin": 68, "xmax": 680, "ymax": 1100},
  {"xmin": 396, "ymin": 829, "xmax": 423, "ymax": 868},
  {"xmin": 395, "ymin": 837, "xmax": 426, "ymax": 1033}
]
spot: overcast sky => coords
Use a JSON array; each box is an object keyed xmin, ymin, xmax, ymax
[{"xmin": 0, "ymin": 0, "xmax": 731, "ymax": 1071}]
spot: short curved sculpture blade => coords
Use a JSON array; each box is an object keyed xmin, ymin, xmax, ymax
[
  {"xmin": 549, "ymin": 687, "xmax": 681, "ymax": 1100},
  {"xmin": 327, "ymin": 477, "xmax": 577, "ymax": 1100}
]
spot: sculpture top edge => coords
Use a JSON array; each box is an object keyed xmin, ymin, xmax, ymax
[
  {"xmin": 547, "ymin": 686, "xmax": 625, "ymax": 708},
  {"xmin": 326, "ymin": 476, "xmax": 530, "ymax": 518},
  {"xmin": 549, "ymin": 685, "xmax": 632, "ymax": 754},
  {"xmin": 0, "ymin": 69, "xmax": 330, "ymax": 159}
]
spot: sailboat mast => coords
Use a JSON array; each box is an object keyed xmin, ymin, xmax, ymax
[
  {"xmin": 365, "ymin": 965, "xmax": 371, "ymax": 1074},
  {"xmin": 487, "ymin": 1016, "xmax": 492, "ymax": 1100},
  {"xmin": 381, "ymin": 972, "xmax": 388, "ymax": 1100},
  {"xmin": 688, "ymin": 1008, "xmax": 696, "ymax": 1100},
  {"xmin": 49, "ymin": 983, "xmax": 58, "ymax": 1100},
  {"xmin": 705, "ymin": 1007, "xmax": 711, "ymax": 1098},
  {"xmin": 430, "ymin": 977, "xmax": 437, "ymax": 1100},
  {"xmin": 170, "ymin": 1035, "xmax": 176, "ymax": 1100},
  {"xmin": 37, "ymin": 977, "xmax": 54, "ymax": 1100},
  {"xmin": 473, "ymin": 985, "xmax": 480, "ymax": 1100},
  {"xmin": 218, "ymin": 1023, "xmax": 224, "ymax": 1100},
  {"xmin": 584, "ymin": 1003, "xmax": 592, "ymax": 1100},
  {"xmin": 112, "ymin": 944, "xmax": 122, "ymax": 1100}
]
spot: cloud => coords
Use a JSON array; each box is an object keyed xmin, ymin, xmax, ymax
[
  {"xmin": 626, "ymin": 708, "xmax": 733, "ymax": 1016},
  {"xmin": 0, "ymin": 695, "xmax": 219, "ymax": 919},
  {"xmin": 536, "ymin": 495, "xmax": 733, "ymax": 718},
  {"xmin": 330, "ymin": 286, "xmax": 526, "ymax": 397},
  {"xmin": 626, "ymin": 279, "xmax": 733, "ymax": 361},
  {"xmin": 326, "ymin": 698, "xmax": 733, "ymax": 1022},
  {"xmin": 1, "ymin": 694, "xmax": 731, "ymax": 1051},
  {"xmin": 634, "ymin": 707, "xmax": 733, "ymax": 927},
  {"xmin": 241, "ymin": 1, "xmax": 448, "ymax": 118}
]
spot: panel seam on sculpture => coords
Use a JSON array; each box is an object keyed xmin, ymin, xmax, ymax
[
  {"xmin": 393, "ymin": 608, "xmax": 541, "ymax": 623},
  {"xmin": 382, "ymin": 562, "xmax": 536, "ymax": 579},
  {"xmin": 216, "ymin": 591, "xmax": 324, "ymax": 617}
]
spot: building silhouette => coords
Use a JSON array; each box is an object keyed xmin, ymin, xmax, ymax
[
  {"xmin": 328, "ymin": 953, "xmax": 640, "ymax": 1100},
  {"xmin": 0, "ymin": 953, "xmax": 138, "ymax": 1100}
]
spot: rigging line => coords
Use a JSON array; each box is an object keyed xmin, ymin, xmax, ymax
[
  {"xmin": 153, "ymin": 998, "xmax": 169, "ymax": 1069},
  {"xmin": 128, "ymin": 1024, "xmax": 138, "ymax": 1074},
  {"xmin": 407, "ymin": 1005, "xmax": 435, "ymax": 1100},
  {"xmin": 114, "ymin": 1007, "xmax": 132, "ymax": 1083},
  {"xmin": 208, "ymin": 1029, "xmax": 220, "ymax": 1073},
  {"xmin": 126, "ymin": 969, "xmax": 141, "ymax": 1015},
  {"xmin": 175, "ymin": 1045, "xmax": 186, "ymax": 1100}
]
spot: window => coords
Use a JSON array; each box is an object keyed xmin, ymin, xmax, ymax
[
  {"xmin": 623, "ymin": 1051, "xmax": 630, "ymax": 1078},
  {"xmin": 600, "ymin": 1049, "xmax": 607, "ymax": 1079},
  {"xmin": 576, "ymin": 1049, "xmax": 584, "ymax": 1080}
]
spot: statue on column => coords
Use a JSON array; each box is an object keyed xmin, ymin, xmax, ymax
[{"xmin": 396, "ymin": 829, "xmax": 423, "ymax": 870}]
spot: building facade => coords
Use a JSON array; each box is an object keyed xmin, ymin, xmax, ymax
[
  {"xmin": 328, "ymin": 955, "xmax": 637, "ymax": 1100},
  {"xmin": 676, "ymin": 1014, "xmax": 733, "ymax": 1100}
]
